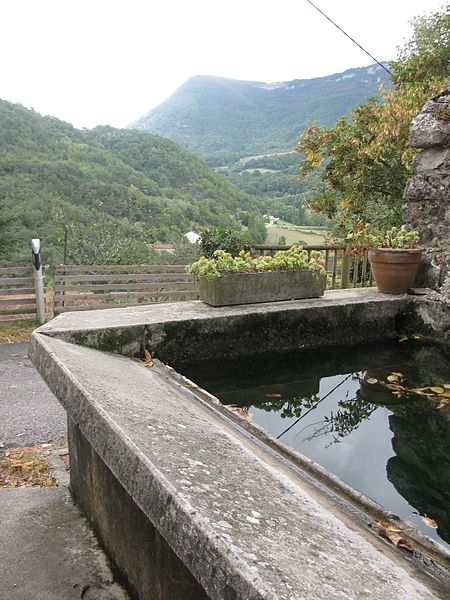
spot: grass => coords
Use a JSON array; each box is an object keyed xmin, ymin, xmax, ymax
[
  {"xmin": 265, "ymin": 223, "xmax": 326, "ymax": 246},
  {"xmin": 0, "ymin": 443, "xmax": 66, "ymax": 488},
  {"xmin": 0, "ymin": 319, "xmax": 37, "ymax": 344}
]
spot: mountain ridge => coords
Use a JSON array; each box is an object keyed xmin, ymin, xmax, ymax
[{"xmin": 130, "ymin": 64, "xmax": 390, "ymax": 161}]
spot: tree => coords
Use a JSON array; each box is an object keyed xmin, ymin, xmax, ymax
[
  {"xmin": 296, "ymin": 8, "xmax": 449, "ymax": 233},
  {"xmin": 247, "ymin": 213, "xmax": 267, "ymax": 244},
  {"xmin": 54, "ymin": 203, "xmax": 156, "ymax": 265},
  {"xmin": 0, "ymin": 202, "xmax": 15, "ymax": 259}
]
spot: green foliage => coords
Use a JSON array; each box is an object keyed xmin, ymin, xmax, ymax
[
  {"xmin": 199, "ymin": 226, "xmax": 251, "ymax": 258},
  {"xmin": 0, "ymin": 99, "xmax": 260, "ymax": 265},
  {"xmin": 296, "ymin": 7, "xmax": 450, "ymax": 234},
  {"xmin": 54, "ymin": 202, "xmax": 156, "ymax": 265},
  {"xmin": 187, "ymin": 246, "xmax": 326, "ymax": 281},
  {"xmin": 0, "ymin": 200, "xmax": 15, "ymax": 257},
  {"xmin": 347, "ymin": 223, "xmax": 420, "ymax": 255},
  {"xmin": 132, "ymin": 66, "xmax": 390, "ymax": 159},
  {"xmin": 277, "ymin": 235, "xmax": 286, "ymax": 245},
  {"xmin": 247, "ymin": 213, "xmax": 267, "ymax": 244},
  {"xmin": 391, "ymin": 9, "xmax": 450, "ymax": 86}
]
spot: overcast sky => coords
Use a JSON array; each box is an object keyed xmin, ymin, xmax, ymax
[{"xmin": 1, "ymin": 0, "xmax": 444, "ymax": 129}]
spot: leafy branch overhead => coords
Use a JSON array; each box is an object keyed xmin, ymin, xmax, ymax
[{"xmin": 296, "ymin": 8, "xmax": 450, "ymax": 233}]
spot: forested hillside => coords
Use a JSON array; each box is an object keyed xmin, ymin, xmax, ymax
[
  {"xmin": 0, "ymin": 100, "xmax": 261, "ymax": 265},
  {"xmin": 131, "ymin": 64, "xmax": 390, "ymax": 163}
]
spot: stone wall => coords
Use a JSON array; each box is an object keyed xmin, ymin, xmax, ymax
[{"xmin": 404, "ymin": 89, "xmax": 450, "ymax": 301}]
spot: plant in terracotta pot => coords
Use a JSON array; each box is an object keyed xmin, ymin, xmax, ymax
[
  {"xmin": 187, "ymin": 246, "xmax": 326, "ymax": 306},
  {"xmin": 347, "ymin": 223, "xmax": 422, "ymax": 294}
]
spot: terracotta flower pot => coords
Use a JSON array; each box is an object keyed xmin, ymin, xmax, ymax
[{"xmin": 368, "ymin": 248, "xmax": 422, "ymax": 294}]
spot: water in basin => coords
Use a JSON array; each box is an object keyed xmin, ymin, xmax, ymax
[{"xmin": 180, "ymin": 339, "xmax": 450, "ymax": 549}]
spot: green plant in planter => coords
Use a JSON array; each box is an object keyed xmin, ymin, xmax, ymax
[
  {"xmin": 346, "ymin": 223, "xmax": 420, "ymax": 255},
  {"xmin": 187, "ymin": 246, "xmax": 326, "ymax": 281}
]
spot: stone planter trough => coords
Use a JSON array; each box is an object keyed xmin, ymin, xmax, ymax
[{"xmin": 199, "ymin": 270, "xmax": 326, "ymax": 306}]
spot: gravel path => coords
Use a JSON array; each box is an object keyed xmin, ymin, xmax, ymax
[{"xmin": 0, "ymin": 342, "xmax": 66, "ymax": 447}]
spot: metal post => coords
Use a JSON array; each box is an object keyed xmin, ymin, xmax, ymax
[{"xmin": 32, "ymin": 239, "xmax": 46, "ymax": 325}]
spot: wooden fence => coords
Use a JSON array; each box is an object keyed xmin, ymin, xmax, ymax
[
  {"xmin": 52, "ymin": 247, "xmax": 372, "ymax": 316},
  {"xmin": 53, "ymin": 264, "xmax": 199, "ymax": 315},
  {"xmin": 0, "ymin": 266, "xmax": 41, "ymax": 321},
  {"xmin": 252, "ymin": 245, "xmax": 373, "ymax": 289}
]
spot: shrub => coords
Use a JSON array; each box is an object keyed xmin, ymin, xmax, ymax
[{"xmin": 199, "ymin": 226, "xmax": 251, "ymax": 258}]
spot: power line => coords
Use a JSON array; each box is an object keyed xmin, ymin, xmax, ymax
[{"xmin": 304, "ymin": 0, "xmax": 392, "ymax": 76}]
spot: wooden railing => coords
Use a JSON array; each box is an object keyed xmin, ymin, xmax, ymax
[
  {"xmin": 53, "ymin": 264, "xmax": 199, "ymax": 315},
  {"xmin": 252, "ymin": 245, "xmax": 373, "ymax": 290},
  {"xmin": 0, "ymin": 266, "xmax": 41, "ymax": 321}
]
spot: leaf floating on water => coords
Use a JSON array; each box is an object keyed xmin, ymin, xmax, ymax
[
  {"xmin": 420, "ymin": 515, "xmax": 438, "ymax": 528},
  {"xmin": 443, "ymin": 384, "xmax": 450, "ymax": 390},
  {"xmin": 366, "ymin": 378, "xmax": 378, "ymax": 385},
  {"xmin": 411, "ymin": 388, "xmax": 431, "ymax": 396},
  {"xmin": 413, "ymin": 334, "xmax": 421, "ymax": 340},
  {"xmin": 387, "ymin": 374, "xmax": 400, "ymax": 383},
  {"xmin": 398, "ymin": 335, "xmax": 408, "ymax": 342},
  {"xmin": 143, "ymin": 349, "xmax": 154, "ymax": 368},
  {"xmin": 265, "ymin": 393, "xmax": 282, "ymax": 398},
  {"xmin": 438, "ymin": 397, "xmax": 450, "ymax": 409},
  {"xmin": 429, "ymin": 386, "xmax": 445, "ymax": 394}
]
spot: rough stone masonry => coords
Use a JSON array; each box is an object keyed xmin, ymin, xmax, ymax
[{"xmin": 404, "ymin": 89, "xmax": 450, "ymax": 302}]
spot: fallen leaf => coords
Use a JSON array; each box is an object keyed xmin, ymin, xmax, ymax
[
  {"xmin": 143, "ymin": 349, "xmax": 153, "ymax": 368},
  {"xmin": 420, "ymin": 515, "xmax": 438, "ymax": 528},
  {"xmin": 413, "ymin": 335, "xmax": 421, "ymax": 340},
  {"xmin": 227, "ymin": 405, "xmax": 251, "ymax": 418},
  {"xmin": 265, "ymin": 393, "xmax": 282, "ymax": 398},
  {"xmin": 366, "ymin": 378, "xmax": 378, "ymax": 385},
  {"xmin": 396, "ymin": 539, "xmax": 414, "ymax": 553},
  {"xmin": 429, "ymin": 386, "xmax": 445, "ymax": 394},
  {"xmin": 375, "ymin": 520, "xmax": 401, "ymax": 533},
  {"xmin": 411, "ymin": 388, "xmax": 431, "ymax": 396},
  {"xmin": 391, "ymin": 372, "xmax": 404, "ymax": 378},
  {"xmin": 438, "ymin": 398, "xmax": 450, "ymax": 408},
  {"xmin": 398, "ymin": 335, "xmax": 408, "ymax": 342},
  {"xmin": 387, "ymin": 375, "xmax": 400, "ymax": 383}
]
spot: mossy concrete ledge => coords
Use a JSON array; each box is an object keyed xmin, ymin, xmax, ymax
[
  {"xmin": 29, "ymin": 290, "xmax": 449, "ymax": 599},
  {"xmin": 36, "ymin": 288, "xmax": 417, "ymax": 364}
]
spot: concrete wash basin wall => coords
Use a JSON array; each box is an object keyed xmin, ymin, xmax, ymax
[{"xmin": 29, "ymin": 289, "xmax": 450, "ymax": 599}]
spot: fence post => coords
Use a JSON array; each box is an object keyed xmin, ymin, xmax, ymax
[
  {"xmin": 341, "ymin": 249, "xmax": 351, "ymax": 289},
  {"xmin": 31, "ymin": 239, "xmax": 46, "ymax": 324}
]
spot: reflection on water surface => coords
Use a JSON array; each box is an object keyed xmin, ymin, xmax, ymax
[{"xmin": 179, "ymin": 340, "xmax": 450, "ymax": 549}]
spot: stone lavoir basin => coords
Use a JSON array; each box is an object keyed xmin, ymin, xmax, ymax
[
  {"xmin": 180, "ymin": 338, "xmax": 450, "ymax": 550},
  {"xmin": 30, "ymin": 289, "xmax": 450, "ymax": 599}
]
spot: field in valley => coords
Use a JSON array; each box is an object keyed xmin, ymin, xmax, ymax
[{"xmin": 265, "ymin": 221, "xmax": 327, "ymax": 246}]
